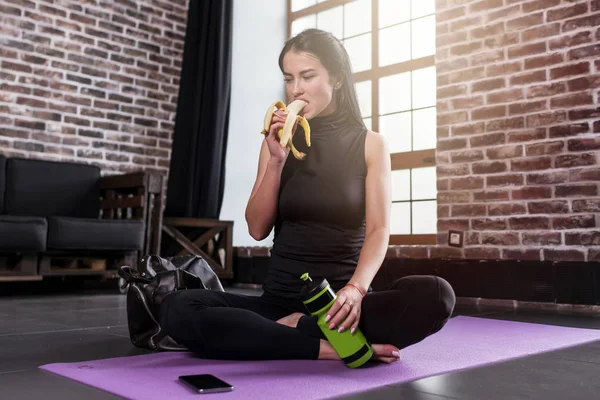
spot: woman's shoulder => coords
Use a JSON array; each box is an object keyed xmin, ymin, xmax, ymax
[{"xmin": 364, "ymin": 129, "xmax": 390, "ymax": 168}]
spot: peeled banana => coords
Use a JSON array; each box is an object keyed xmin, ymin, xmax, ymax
[{"xmin": 261, "ymin": 99, "xmax": 311, "ymax": 160}]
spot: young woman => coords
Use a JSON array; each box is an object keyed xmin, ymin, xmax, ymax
[{"xmin": 159, "ymin": 29, "xmax": 456, "ymax": 364}]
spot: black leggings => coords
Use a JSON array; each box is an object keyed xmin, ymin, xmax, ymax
[{"xmin": 158, "ymin": 275, "xmax": 456, "ymax": 360}]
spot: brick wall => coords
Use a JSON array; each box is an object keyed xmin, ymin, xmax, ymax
[
  {"xmin": 435, "ymin": 0, "xmax": 600, "ymax": 262},
  {"xmin": 0, "ymin": 0, "xmax": 189, "ymax": 174}
]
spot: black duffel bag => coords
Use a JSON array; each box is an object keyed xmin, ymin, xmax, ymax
[{"xmin": 118, "ymin": 254, "xmax": 224, "ymax": 351}]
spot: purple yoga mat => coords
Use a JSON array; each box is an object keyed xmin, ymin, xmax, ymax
[{"xmin": 40, "ymin": 316, "xmax": 600, "ymax": 400}]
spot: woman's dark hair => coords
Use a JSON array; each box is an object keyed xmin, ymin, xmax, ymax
[{"xmin": 278, "ymin": 29, "xmax": 366, "ymax": 129}]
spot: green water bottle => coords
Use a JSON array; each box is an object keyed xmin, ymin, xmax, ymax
[{"xmin": 300, "ymin": 272, "xmax": 373, "ymax": 368}]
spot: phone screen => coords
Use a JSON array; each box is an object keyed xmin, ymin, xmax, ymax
[{"xmin": 179, "ymin": 374, "xmax": 234, "ymax": 393}]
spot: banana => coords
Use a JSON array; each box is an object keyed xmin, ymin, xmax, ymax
[{"xmin": 261, "ymin": 99, "xmax": 311, "ymax": 160}]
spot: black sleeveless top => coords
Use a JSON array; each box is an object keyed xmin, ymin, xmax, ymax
[{"xmin": 262, "ymin": 107, "xmax": 368, "ymax": 298}]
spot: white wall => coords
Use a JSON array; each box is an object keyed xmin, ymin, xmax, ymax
[{"xmin": 219, "ymin": 0, "xmax": 287, "ymax": 247}]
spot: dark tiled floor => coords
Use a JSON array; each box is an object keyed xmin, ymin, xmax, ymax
[{"xmin": 1, "ymin": 282, "xmax": 599, "ymax": 400}]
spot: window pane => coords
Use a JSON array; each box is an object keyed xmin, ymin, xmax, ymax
[
  {"xmin": 380, "ymin": 111, "xmax": 411, "ymax": 153},
  {"xmin": 391, "ymin": 202, "xmax": 411, "ymax": 234},
  {"xmin": 412, "ymin": 107, "xmax": 436, "ymax": 151},
  {"xmin": 412, "ymin": 200, "xmax": 437, "ymax": 234},
  {"xmin": 291, "ymin": 15, "xmax": 316, "ymax": 37},
  {"xmin": 344, "ymin": 33, "xmax": 371, "ymax": 73},
  {"xmin": 411, "ymin": 16, "xmax": 435, "ymax": 59},
  {"xmin": 379, "ymin": 72, "xmax": 411, "ymax": 114},
  {"xmin": 363, "ymin": 117, "xmax": 371, "ymax": 130},
  {"xmin": 412, "ymin": 66, "xmax": 436, "ymax": 109},
  {"xmin": 411, "ymin": 166, "xmax": 437, "ymax": 200},
  {"xmin": 411, "ymin": 0, "xmax": 435, "ymax": 19},
  {"xmin": 344, "ymin": 0, "xmax": 371, "ymax": 38},
  {"xmin": 379, "ymin": 0, "xmax": 410, "ymax": 28},
  {"xmin": 291, "ymin": 0, "xmax": 316, "ymax": 12},
  {"xmin": 391, "ymin": 169, "xmax": 410, "ymax": 201},
  {"xmin": 355, "ymin": 80, "xmax": 371, "ymax": 118},
  {"xmin": 379, "ymin": 23, "xmax": 411, "ymax": 67},
  {"xmin": 317, "ymin": 6, "xmax": 343, "ymax": 39}
]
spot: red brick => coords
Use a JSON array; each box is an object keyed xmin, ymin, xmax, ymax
[
  {"xmin": 567, "ymin": 138, "xmax": 600, "ymax": 152},
  {"xmin": 486, "ymin": 61, "xmax": 522, "ymax": 77},
  {"xmin": 482, "ymin": 232, "xmax": 519, "ymax": 246},
  {"xmin": 550, "ymin": 31, "xmax": 592, "ymax": 51},
  {"xmin": 525, "ymin": 53, "xmax": 564, "ymax": 70},
  {"xmin": 508, "ymin": 129, "xmax": 547, "ymax": 143},
  {"xmin": 472, "ymin": 49, "xmax": 505, "ymax": 67},
  {"xmin": 473, "ymin": 190, "xmax": 510, "ymax": 201},
  {"xmin": 555, "ymin": 153, "xmax": 596, "ymax": 167},
  {"xmin": 472, "ymin": 106, "xmax": 506, "ymax": 121},
  {"xmin": 438, "ymin": 219, "xmax": 470, "ymax": 231},
  {"xmin": 464, "ymin": 247, "xmax": 501, "ymax": 260},
  {"xmin": 573, "ymin": 199, "xmax": 600, "ymax": 213},
  {"xmin": 451, "ymin": 150, "xmax": 485, "ymax": 163},
  {"xmin": 567, "ymin": 75, "xmax": 600, "ymax": 92},
  {"xmin": 487, "ymin": 146, "xmax": 524, "ymax": 160},
  {"xmin": 472, "ymin": 218, "xmax": 508, "ymax": 230},
  {"xmin": 526, "ymin": 141, "xmax": 564, "ymax": 156},
  {"xmin": 511, "ymin": 157, "xmax": 552, "ymax": 172},
  {"xmin": 450, "ymin": 176, "xmax": 484, "ymax": 190},
  {"xmin": 528, "ymin": 200, "xmax": 570, "ymax": 214},
  {"xmin": 595, "ymin": 120, "xmax": 600, "ymax": 132},
  {"xmin": 570, "ymin": 168, "xmax": 600, "ymax": 182},
  {"xmin": 590, "ymin": 249, "xmax": 600, "ymax": 262},
  {"xmin": 438, "ymin": 205, "xmax": 450, "ymax": 218},
  {"xmin": 522, "ymin": 23, "xmax": 560, "ymax": 42},
  {"xmin": 486, "ymin": 117, "xmax": 525, "ymax": 132},
  {"xmin": 568, "ymin": 44, "xmax": 600, "ymax": 60},
  {"xmin": 508, "ymin": 42, "xmax": 547, "ymax": 59},
  {"xmin": 487, "ymin": 89, "xmax": 524, "ymax": 105},
  {"xmin": 437, "ymin": 6, "xmax": 466, "ymax": 22},
  {"xmin": 555, "ymin": 184, "xmax": 598, "ymax": 197},
  {"xmin": 438, "ymin": 138, "xmax": 468, "ymax": 151},
  {"xmin": 563, "ymin": 13, "xmax": 600, "ymax": 33},
  {"xmin": 544, "ymin": 249, "xmax": 586, "ymax": 262},
  {"xmin": 451, "ymin": 122, "xmax": 485, "ymax": 135},
  {"xmin": 437, "ymin": 59, "xmax": 469, "ymax": 74},
  {"xmin": 502, "ymin": 249, "xmax": 541, "ymax": 260},
  {"xmin": 549, "ymin": 123, "xmax": 589, "ymax": 138},
  {"xmin": 507, "ymin": 12, "xmax": 544, "ymax": 30},
  {"xmin": 565, "ymin": 231, "xmax": 600, "ymax": 246},
  {"xmin": 449, "ymin": 67, "xmax": 486, "ymax": 84},
  {"xmin": 489, "ymin": 203, "xmax": 528, "ymax": 217},
  {"xmin": 451, "ymin": 42, "xmax": 483, "ymax": 56},
  {"xmin": 472, "ymin": 161, "xmax": 507, "ymax": 175},
  {"xmin": 527, "ymin": 83, "xmax": 567, "ymax": 99},
  {"xmin": 510, "ymin": 217, "xmax": 550, "ymax": 230},
  {"xmin": 472, "ymin": 78, "xmax": 505, "ymax": 93},
  {"xmin": 526, "ymin": 111, "xmax": 567, "ymax": 128},
  {"xmin": 438, "ymin": 191, "xmax": 471, "ymax": 204},
  {"xmin": 553, "ymin": 215, "xmax": 596, "ymax": 230},
  {"xmin": 437, "ymin": 164, "xmax": 470, "ymax": 177},
  {"xmin": 568, "ymin": 108, "xmax": 600, "ymax": 120},
  {"xmin": 510, "ymin": 70, "xmax": 547, "ymax": 87},
  {"xmin": 522, "ymin": 232, "xmax": 562, "ymax": 246},
  {"xmin": 551, "ymin": 62, "xmax": 590, "ymax": 80},
  {"xmin": 438, "ymin": 111, "xmax": 469, "ymax": 126},
  {"xmin": 430, "ymin": 247, "xmax": 464, "ymax": 259},
  {"xmin": 512, "ymin": 187, "xmax": 552, "ymax": 200},
  {"xmin": 487, "ymin": 174, "xmax": 524, "ymax": 187},
  {"xmin": 470, "ymin": 133, "xmax": 506, "ymax": 147},
  {"xmin": 438, "ymin": 85, "xmax": 468, "ymax": 99},
  {"xmin": 470, "ymin": 22, "xmax": 504, "ymax": 39},
  {"xmin": 452, "ymin": 204, "xmax": 486, "ymax": 217},
  {"xmin": 485, "ymin": 33, "xmax": 520, "ymax": 49},
  {"xmin": 548, "ymin": 3, "xmax": 589, "ymax": 22},
  {"xmin": 438, "ymin": 126, "xmax": 450, "ymax": 139},
  {"xmin": 396, "ymin": 247, "xmax": 429, "ymax": 259}
]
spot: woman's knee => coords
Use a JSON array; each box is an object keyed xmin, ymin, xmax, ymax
[{"xmin": 159, "ymin": 289, "xmax": 205, "ymax": 334}]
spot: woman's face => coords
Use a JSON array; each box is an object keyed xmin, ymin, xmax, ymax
[{"xmin": 282, "ymin": 50, "xmax": 338, "ymax": 120}]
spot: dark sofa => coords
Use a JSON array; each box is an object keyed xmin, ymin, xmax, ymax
[{"xmin": 0, "ymin": 155, "xmax": 163, "ymax": 281}]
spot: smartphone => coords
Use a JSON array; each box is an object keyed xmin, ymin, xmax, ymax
[{"xmin": 179, "ymin": 374, "xmax": 234, "ymax": 394}]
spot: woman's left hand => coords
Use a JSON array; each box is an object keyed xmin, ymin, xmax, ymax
[{"xmin": 325, "ymin": 285, "xmax": 364, "ymax": 334}]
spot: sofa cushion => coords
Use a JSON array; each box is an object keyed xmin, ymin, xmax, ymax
[
  {"xmin": 0, "ymin": 155, "xmax": 5, "ymax": 213},
  {"xmin": 47, "ymin": 216, "xmax": 144, "ymax": 251},
  {"xmin": 5, "ymin": 158, "xmax": 100, "ymax": 218},
  {"xmin": 0, "ymin": 215, "xmax": 47, "ymax": 251}
]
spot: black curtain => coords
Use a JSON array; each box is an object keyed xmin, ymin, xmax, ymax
[{"xmin": 165, "ymin": 0, "xmax": 233, "ymax": 219}]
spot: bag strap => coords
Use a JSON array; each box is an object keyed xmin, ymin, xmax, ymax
[{"xmin": 118, "ymin": 266, "xmax": 152, "ymax": 289}]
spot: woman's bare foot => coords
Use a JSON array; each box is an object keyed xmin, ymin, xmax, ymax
[
  {"xmin": 318, "ymin": 341, "xmax": 400, "ymax": 363},
  {"xmin": 276, "ymin": 312, "xmax": 305, "ymax": 328}
]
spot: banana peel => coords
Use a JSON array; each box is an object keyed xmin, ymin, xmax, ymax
[{"xmin": 261, "ymin": 99, "xmax": 311, "ymax": 160}]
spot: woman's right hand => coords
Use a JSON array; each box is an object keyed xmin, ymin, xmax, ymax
[{"xmin": 265, "ymin": 109, "xmax": 295, "ymax": 164}]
